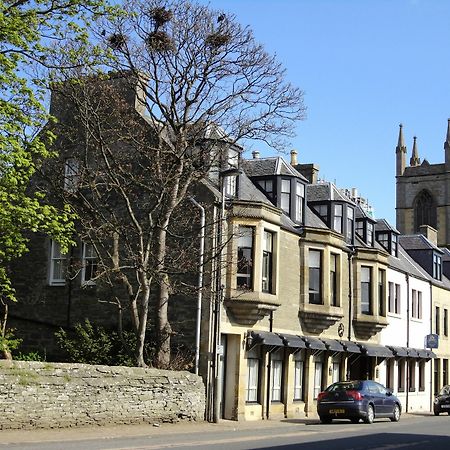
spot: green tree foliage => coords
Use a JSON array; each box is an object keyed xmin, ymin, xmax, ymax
[
  {"xmin": 55, "ymin": 320, "xmax": 140, "ymax": 366},
  {"xmin": 0, "ymin": 0, "xmax": 112, "ymax": 357}
]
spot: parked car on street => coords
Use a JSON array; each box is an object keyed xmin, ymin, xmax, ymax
[
  {"xmin": 317, "ymin": 380, "xmax": 401, "ymax": 424},
  {"xmin": 434, "ymin": 385, "xmax": 450, "ymax": 415}
]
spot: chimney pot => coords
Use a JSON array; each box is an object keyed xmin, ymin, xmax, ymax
[
  {"xmin": 252, "ymin": 151, "xmax": 260, "ymax": 159},
  {"xmin": 290, "ymin": 149, "xmax": 298, "ymax": 166}
]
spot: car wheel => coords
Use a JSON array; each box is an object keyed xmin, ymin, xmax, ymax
[
  {"xmin": 320, "ymin": 416, "xmax": 332, "ymax": 424},
  {"xmin": 390, "ymin": 404, "xmax": 401, "ymax": 422},
  {"xmin": 350, "ymin": 417, "xmax": 360, "ymax": 424},
  {"xmin": 447, "ymin": 412, "xmax": 450, "ymax": 416},
  {"xmin": 364, "ymin": 404, "xmax": 374, "ymax": 424}
]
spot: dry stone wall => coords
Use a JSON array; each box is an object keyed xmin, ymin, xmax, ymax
[{"xmin": 0, "ymin": 361, "xmax": 205, "ymax": 430}]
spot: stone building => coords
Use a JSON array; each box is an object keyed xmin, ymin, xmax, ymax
[{"xmin": 7, "ymin": 75, "xmax": 440, "ymax": 423}]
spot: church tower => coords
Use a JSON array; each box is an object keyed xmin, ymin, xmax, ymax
[{"xmin": 396, "ymin": 121, "xmax": 450, "ymax": 248}]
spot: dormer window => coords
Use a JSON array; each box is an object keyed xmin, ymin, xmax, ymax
[
  {"xmin": 346, "ymin": 206, "xmax": 354, "ymax": 242},
  {"xmin": 281, "ymin": 179, "xmax": 291, "ymax": 214},
  {"xmin": 433, "ymin": 253, "xmax": 442, "ymax": 281},
  {"xmin": 333, "ymin": 204, "xmax": 343, "ymax": 233},
  {"xmin": 356, "ymin": 220, "xmax": 374, "ymax": 246},
  {"xmin": 257, "ymin": 179, "xmax": 274, "ymax": 201},
  {"xmin": 376, "ymin": 231, "xmax": 399, "ymax": 257},
  {"xmin": 295, "ymin": 181, "xmax": 305, "ymax": 222},
  {"xmin": 313, "ymin": 204, "xmax": 328, "ymax": 223}
]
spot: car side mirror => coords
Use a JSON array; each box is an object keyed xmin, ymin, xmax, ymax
[{"xmin": 386, "ymin": 391, "xmax": 392, "ymax": 396}]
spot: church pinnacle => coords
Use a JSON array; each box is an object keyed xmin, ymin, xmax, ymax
[
  {"xmin": 396, "ymin": 123, "xmax": 407, "ymax": 176},
  {"xmin": 410, "ymin": 136, "xmax": 420, "ymax": 166},
  {"xmin": 445, "ymin": 118, "xmax": 450, "ymax": 149}
]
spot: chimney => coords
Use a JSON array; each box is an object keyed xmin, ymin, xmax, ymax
[
  {"xmin": 419, "ymin": 224, "xmax": 438, "ymax": 246},
  {"xmin": 252, "ymin": 151, "xmax": 260, "ymax": 159},
  {"xmin": 290, "ymin": 149, "xmax": 298, "ymax": 166},
  {"xmin": 295, "ymin": 163, "xmax": 320, "ymax": 184}
]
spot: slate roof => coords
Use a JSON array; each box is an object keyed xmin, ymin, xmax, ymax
[
  {"xmin": 375, "ymin": 219, "xmax": 400, "ymax": 233},
  {"xmin": 403, "ymin": 162, "xmax": 444, "ymax": 177},
  {"xmin": 399, "ymin": 234, "xmax": 443, "ymax": 253},
  {"xmin": 237, "ymin": 171, "xmax": 274, "ymax": 205},
  {"xmin": 388, "ymin": 245, "xmax": 430, "ymax": 281},
  {"xmin": 242, "ymin": 157, "xmax": 308, "ymax": 182},
  {"xmin": 307, "ymin": 182, "xmax": 356, "ymax": 204}
]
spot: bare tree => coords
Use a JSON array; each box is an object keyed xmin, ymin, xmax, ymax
[{"xmin": 48, "ymin": 0, "xmax": 305, "ymax": 367}]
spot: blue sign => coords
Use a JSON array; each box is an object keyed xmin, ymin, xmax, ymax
[{"xmin": 426, "ymin": 334, "xmax": 439, "ymax": 349}]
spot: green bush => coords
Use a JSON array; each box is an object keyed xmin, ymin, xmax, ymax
[
  {"xmin": 15, "ymin": 350, "xmax": 46, "ymax": 362},
  {"xmin": 55, "ymin": 319, "xmax": 140, "ymax": 366}
]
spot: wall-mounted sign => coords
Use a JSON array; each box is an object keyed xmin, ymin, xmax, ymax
[{"xmin": 425, "ymin": 334, "xmax": 439, "ymax": 349}]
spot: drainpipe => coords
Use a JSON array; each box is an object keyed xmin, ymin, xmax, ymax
[
  {"xmin": 347, "ymin": 248, "xmax": 354, "ymax": 380},
  {"xmin": 266, "ymin": 311, "xmax": 274, "ymax": 420},
  {"xmin": 189, "ymin": 197, "xmax": 205, "ymax": 376},
  {"xmin": 406, "ymin": 273, "xmax": 410, "ymax": 413},
  {"xmin": 430, "ymin": 281, "xmax": 433, "ymax": 411}
]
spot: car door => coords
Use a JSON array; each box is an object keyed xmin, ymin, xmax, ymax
[
  {"xmin": 366, "ymin": 381, "xmax": 383, "ymax": 415},
  {"xmin": 377, "ymin": 382, "xmax": 392, "ymax": 415}
]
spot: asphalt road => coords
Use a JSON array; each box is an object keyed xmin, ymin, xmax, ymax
[{"xmin": 1, "ymin": 414, "xmax": 450, "ymax": 450}]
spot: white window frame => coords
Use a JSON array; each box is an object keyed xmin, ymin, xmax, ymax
[
  {"xmin": 313, "ymin": 361, "xmax": 323, "ymax": 399},
  {"xmin": 246, "ymin": 349, "xmax": 260, "ymax": 403},
  {"xmin": 271, "ymin": 351, "xmax": 283, "ymax": 402},
  {"xmin": 49, "ymin": 240, "xmax": 66, "ymax": 286},
  {"xmin": 293, "ymin": 355, "xmax": 304, "ymax": 400},
  {"xmin": 81, "ymin": 242, "xmax": 98, "ymax": 286}
]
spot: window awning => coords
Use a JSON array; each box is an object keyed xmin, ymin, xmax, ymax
[
  {"xmin": 278, "ymin": 333, "xmax": 308, "ymax": 349},
  {"xmin": 388, "ymin": 346, "xmax": 409, "ymax": 357},
  {"xmin": 302, "ymin": 336, "xmax": 327, "ymax": 351},
  {"xmin": 320, "ymin": 338, "xmax": 345, "ymax": 352},
  {"xmin": 339, "ymin": 340, "xmax": 361, "ymax": 353},
  {"xmin": 248, "ymin": 331, "xmax": 284, "ymax": 347},
  {"xmin": 358, "ymin": 343, "xmax": 393, "ymax": 358},
  {"xmin": 416, "ymin": 349, "xmax": 436, "ymax": 359}
]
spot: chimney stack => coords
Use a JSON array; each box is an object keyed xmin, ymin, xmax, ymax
[{"xmin": 419, "ymin": 224, "xmax": 438, "ymax": 246}]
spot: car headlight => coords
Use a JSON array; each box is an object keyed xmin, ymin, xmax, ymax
[{"xmin": 434, "ymin": 398, "xmax": 439, "ymax": 404}]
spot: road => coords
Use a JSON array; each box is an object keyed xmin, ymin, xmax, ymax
[{"xmin": 1, "ymin": 414, "xmax": 450, "ymax": 450}]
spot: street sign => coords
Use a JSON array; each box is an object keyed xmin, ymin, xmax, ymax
[{"xmin": 425, "ymin": 333, "xmax": 439, "ymax": 349}]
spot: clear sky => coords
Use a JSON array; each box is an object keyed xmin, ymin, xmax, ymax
[{"xmin": 204, "ymin": 0, "xmax": 450, "ymax": 225}]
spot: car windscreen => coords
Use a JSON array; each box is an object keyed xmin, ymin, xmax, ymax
[
  {"xmin": 327, "ymin": 382, "xmax": 362, "ymax": 392},
  {"xmin": 439, "ymin": 386, "xmax": 450, "ymax": 396}
]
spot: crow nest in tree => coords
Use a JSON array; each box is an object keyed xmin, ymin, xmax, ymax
[
  {"xmin": 145, "ymin": 30, "xmax": 174, "ymax": 52},
  {"xmin": 107, "ymin": 33, "xmax": 127, "ymax": 50},
  {"xmin": 149, "ymin": 7, "xmax": 173, "ymax": 29},
  {"xmin": 205, "ymin": 31, "xmax": 231, "ymax": 48}
]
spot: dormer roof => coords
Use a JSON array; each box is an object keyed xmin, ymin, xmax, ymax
[
  {"xmin": 375, "ymin": 219, "xmax": 400, "ymax": 234},
  {"xmin": 398, "ymin": 234, "xmax": 444, "ymax": 253},
  {"xmin": 242, "ymin": 157, "xmax": 308, "ymax": 182}
]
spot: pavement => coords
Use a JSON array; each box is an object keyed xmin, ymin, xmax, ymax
[{"xmin": 0, "ymin": 411, "xmax": 432, "ymax": 446}]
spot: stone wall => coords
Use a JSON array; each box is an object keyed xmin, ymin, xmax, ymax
[{"xmin": 0, "ymin": 361, "xmax": 205, "ymax": 430}]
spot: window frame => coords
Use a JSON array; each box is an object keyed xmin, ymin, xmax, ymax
[
  {"xmin": 280, "ymin": 178, "xmax": 291, "ymax": 215},
  {"xmin": 246, "ymin": 348, "xmax": 261, "ymax": 403},
  {"xmin": 293, "ymin": 353, "xmax": 304, "ymax": 401},
  {"xmin": 49, "ymin": 240, "xmax": 67, "ymax": 286},
  {"xmin": 330, "ymin": 253, "xmax": 338, "ymax": 307},
  {"xmin": 270, "ymin": 349, "xmax": 284, "ymax": 403},
  {"xmin": 262, "ymin": 230, "xmax": 274, "ymax": 293},
  {"xmin": 81, "ymin": 242, "xmax": 98, "ymax": 286},
  {"xmin": 63, "ymin": 157, "xmax": 80, "ymax": 193},
  {"xmin": 360, "ymin": 266, "xmax": 372, "ymax": 315},
  {"xmin": 308, "ymin": 249, "xmax": 322, "ymax": 305},
  {"xmin": 237, "ymin": 226, "xmax": 254, "ymax": 290}
]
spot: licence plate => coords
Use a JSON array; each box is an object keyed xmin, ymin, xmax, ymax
[
  {"xmin": 329, "ymin": 409, "xmax": 345, "ymax": 414},
  {"xmin": 442, "ymin": 405, "xmax": 450, "ymax": 409}
]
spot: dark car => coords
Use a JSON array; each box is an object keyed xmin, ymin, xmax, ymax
[
  {"xmin": 317, "ymin": 380, "xmax": 401, "ymax": 424},
  {"xmin": 434, "ymin": 385, "xmax": 450, "ymax": 415}
]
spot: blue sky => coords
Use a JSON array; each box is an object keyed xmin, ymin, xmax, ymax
[{"xmin": 204, "ymin": 0, "xmax": 450, "ymax": 224}]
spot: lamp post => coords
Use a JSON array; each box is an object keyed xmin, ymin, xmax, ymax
[{"xmin": 211, "ymin": 166, "xmax": 241, "ymax": 423}]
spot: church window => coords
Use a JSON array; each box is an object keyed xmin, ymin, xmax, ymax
[{"xmin": 414, "ymin": 190, "xmax": 436, "ymax": 231}]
